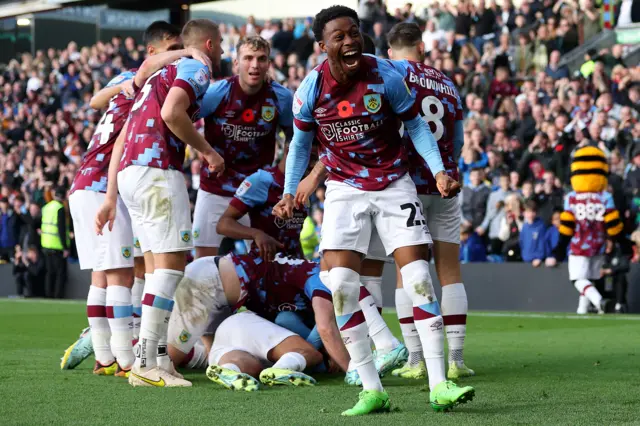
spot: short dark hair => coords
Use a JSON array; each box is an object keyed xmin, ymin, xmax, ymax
[
  {"xmin": 524, "ymin": 200, "xmax": 538, "ymax": 211},
  {"xmin": 387, "ymin": 22, "xmax": 422, "ymax": 49},
  {"xmin": 313, "ymin": 5, "xmax": 360, "ymax": 42},
  {"xmin": 182, "ymin": 19, "xmax": 220, "ymax": 47},
  {"xmin": 362, "ymin": 33, "xmax": 376, "ymax": 55},
  {"xmin": 143, "ymin": 21, "xmax": 180, "ymax": 46}
]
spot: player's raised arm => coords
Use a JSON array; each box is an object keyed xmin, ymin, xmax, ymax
[
  {"xmin": 134, "ymin": 47, "xmax": 212, "ymax": 89},
  {"xmin": 160, "ymin": 59, "xmax": 224, "ymax": 175},
  {"xmin": 90, "ymin": 71, "xmax": 135, "ymax": 110},
  {"xmin": 217, "ymin": 171, "xmax": 284, "ymax": 261}
]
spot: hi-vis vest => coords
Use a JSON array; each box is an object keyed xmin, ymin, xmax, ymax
[{"xmin": 41, "ymin": 200, "xmax": 69, "ymax": 250}]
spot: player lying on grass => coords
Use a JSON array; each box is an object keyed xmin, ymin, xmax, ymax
[
  {"xmin": 216, "ymin": 146, "xmax": 407, "ymax": 380},
  {"xmin": 206, "ymin": 311, "xmax": 322, "ymax": 391},
  {"xmin": 166, "ymin": 252, "xmax": 350, "ymax": 377}
]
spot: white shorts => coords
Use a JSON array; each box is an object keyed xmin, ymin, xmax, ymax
[
  {"xmin": 69, "ymin": 190, "xmax": 134, "ymax": 271},
  {"xmin": 419, "ymin": 195, "xmax": 461, "ymax": 244},
  {"xmin": 167, "ymin": 257, "xmax": 231, "ymax": 354},
  {"xmin": 569, "ymin": 255, "xmax": 604, "ymax": 281},
  {"xmin": 366, "ymin": 194, "xmax": 460, "ymax": 262},
  {"xmin": 192, "ymin": 189, "xmax": 251, "ymax": 248},
  {"xmin": 118, "ymin": 166, "xmax": 193, "ymax": 254},
  {"xmin": 133, "ymin": 233, "xmax": 144, "ymax": 258},
  {"xmin": 209, "ymin": 311, "xmax": 295, "ymax": 366},
  {"xmin": 321, "ymin": 174, "xmax": 432, "ymax": 256}
]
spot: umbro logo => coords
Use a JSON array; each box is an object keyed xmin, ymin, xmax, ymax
[
  {"xmin": 314, "ymin": 107, "xmax": 328, "ymax": 117},
  {"xmin": 225, "ymin": 110, "xmax": 236, "ymax": 118}
]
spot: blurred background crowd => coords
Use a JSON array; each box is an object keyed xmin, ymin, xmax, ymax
[{"xmin": 1, "ymin": 0, "xmax": 639, "ymax": 299}]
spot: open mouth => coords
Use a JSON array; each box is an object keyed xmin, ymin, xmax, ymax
[{"xmin": 342, "ymin": 50, "xmax": 361, "ymax": 69}]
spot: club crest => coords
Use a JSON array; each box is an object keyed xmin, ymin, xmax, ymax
[
  {"xmin": 363, "ymin": 94, "xmax": 381, "ymax": 114},
  {"xmin": 262, "ymin": 106, "xmax": 275, "ymax": 122}
]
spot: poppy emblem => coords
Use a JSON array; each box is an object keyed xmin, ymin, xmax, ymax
[
  {"xmin": 241, "ymin": 109, "xmax": 255, "ymax": 122},
  {"xmin": 337, "ymin": 101, "xmax": 353, "ymax": 118}
]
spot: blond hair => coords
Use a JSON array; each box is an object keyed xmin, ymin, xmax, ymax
[{"xmin": 236, "ymin": 36, "xmax": 271, "ymax": 57}]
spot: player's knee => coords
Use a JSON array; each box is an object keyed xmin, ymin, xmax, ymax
[
  {"xmin": 329, "ymin": 267, "xmax": 362, "ymax": 315},
  {"xmin": 328, "ymin": 267, "xmax": 360, "ymax": 296},
  {"xmin": 134, "ymin": 257, "xmax": 145, "ymax": 279},
  {"xmin": 400, "ymin": 259, "xmax": 436, "ymax": 302}
]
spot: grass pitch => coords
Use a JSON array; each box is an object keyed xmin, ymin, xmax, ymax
[{"xmin": 1, "ymin": 299, "xmax": 639, "ymax": 425}]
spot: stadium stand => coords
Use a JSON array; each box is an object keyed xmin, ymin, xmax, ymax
[{"xmin": 0, "ymin": 0, "xmax": 639, "ymax": 301}]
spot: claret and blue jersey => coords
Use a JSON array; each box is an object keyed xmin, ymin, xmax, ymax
[
  {"xmin": 230, "ymin": 253, "xmax": 331, "ymax": 322},
  {"xmin": 229, "ymin": 165, "xmax": 307, "ymax": 258},
  {"xmin": 389, "ymin": 59, "xmax": 465, "ymax": 196},
  {"xmin": 70, "ymin": 70, "xmax": 136, "ymax": 195},
  {"xmin": 199, "ymin": 76, "xmax": 293, "ymax": 197},
  {"xmin": 284, "ymin": 54, "xmax": 445, "ymax": 196},
  {"xmin": 119, "ymin": 58, "xmax": 211, "ymax": 172}
]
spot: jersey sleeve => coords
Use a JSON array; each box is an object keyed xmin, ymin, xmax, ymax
[
  {"xmin": 173, "ymin": 58, "xmax": 211, "ymax": 104},
  {"xmin": 564, "ymin": 192, "xmax": 574, "ymax": 212},
  {"xmin": 228, "ymin": 170, "xmax": 273, "ymax": 214},
  {"xmin": 273, "ymin": 82, "xmax": 294, "ymax": 129},
  {"xmin": 292, "ymin": 69, "xmax": 320, "ymax": 132},
  {"xmin": 304, "ymin": 273, "xmax": 332, "ymax": 301},
  {"xmin": 106, "ymin": 71, "xmax": 134, "ymax": 88},
  {"xmin": 603, "ymin": 192, "xmax": 624, "ymax": 237},
  {"xmin": 378, "ymin": 58, "xmax": 419, "ymax": 121},
  {"xmin": 199, "ymin": 79, "xmax": 232, "ymax": 118},
  {"xmin": 388, "ymin": 58, "xmax": 409, "ymax": 75}
]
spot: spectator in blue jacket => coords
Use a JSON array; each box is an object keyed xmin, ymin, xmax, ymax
[
  {"xmin": 460, "ymin": 224, "xmax": 487, "ymax": 263},
  {"xmin": 544, "ymin": 210, "xmax": 565, "ymax": 265},
  {"xmin": 0, "ymin": 198, "xmax": 19, "ymax": 262},
  {"xmin": 520, "ymin": 200, "xmax": 548, "ymax": 266}
]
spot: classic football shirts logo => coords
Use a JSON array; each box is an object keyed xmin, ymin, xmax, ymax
[
  {"xmin": 319, "ymin": 119, "xmax": 384, "ymax": 143},
  {"xmin": 222, "ymin": 124, "xmax": 270, "ymax": 142}
]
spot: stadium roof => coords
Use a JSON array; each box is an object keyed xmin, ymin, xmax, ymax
[{"xmin": 0, "ymin": 0, "xmax": 222, "ymax": 18}]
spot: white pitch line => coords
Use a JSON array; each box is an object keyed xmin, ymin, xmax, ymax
[
  {"xmin": 2, "ymin": 299, "xmax": 639, "ymax": 320},
  {"xmin": 381, "ymin": 308, "xmax": 640, "ymax": 321}
]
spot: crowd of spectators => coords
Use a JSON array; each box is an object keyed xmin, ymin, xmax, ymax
[{"xmin": 1, "ymin": 1, "xmax": 640, "ymax": 296}]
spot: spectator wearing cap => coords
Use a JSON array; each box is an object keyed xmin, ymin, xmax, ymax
[{"xmin": 39, "ymin": 187, "xmax": 69, "ymax": 299}]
